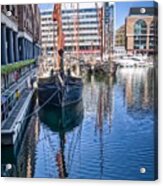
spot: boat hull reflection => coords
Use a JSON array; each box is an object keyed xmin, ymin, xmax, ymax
[
  {"xmin": 38, "ymin": 100, "xmax": 84, "ymax": 132},
  {"xmin": 38, "ymin": 100, "xmax": 84, "ymax": 178}
]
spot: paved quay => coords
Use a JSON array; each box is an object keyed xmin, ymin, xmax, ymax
[{"xmin": 1, "ymin": 89, "xmax": 35, "ymax": 145}]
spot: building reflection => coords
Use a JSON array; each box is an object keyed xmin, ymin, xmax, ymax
[
  {"xmin": 94, "ymin": 75, "xmax": 115, "ymax": 178},
  {"xmin": 117, "ymin": 68, "xmax": 155, "ymax": 119},
  {"xmin": 96, "ymin": 85, "xmax": 104, "ymax": 178},
  {"xmin": 92, "ymin": 74, "xmax": 115, "ymax": 136},
  {"xmin": 106, "ymin": 76, "xmax": 115, "ymax": 133},
  {"xmin": 1, "ymin": 67, "xmax": 156, "ymax": 179}
]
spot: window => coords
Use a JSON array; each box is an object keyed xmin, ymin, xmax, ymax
[
  {"xmin": 134, "ymin": 20, "xmax": 147, "ymax": 49},
  {"xmin": 41, "ymin": 11, "xmax": 52, "ymax": 15},
  {"xmin": 150, "ymin": 21, "xmax": 155, "ymax": 35},
  {"xmin": 6, "ymin": 5, "xmax": 10, "ymax": 11},
  {"xmin": 12, "ymin": 6, "xmax": 15, "ymax": 16},
  {"xmin": 150, "ymin": 20, "xmax": 158, "ymax": 35},
  {"xmin": 149, "ymin": 21, "xmax": 158, "ymax": 49},
  {"xmin": 134, "ymin": 20, "xmax": 147, "ymax": 35}
]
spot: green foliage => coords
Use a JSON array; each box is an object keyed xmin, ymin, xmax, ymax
[{"xmin": 1, "ymin": 59, "xmax": 36, "ymax": 75}]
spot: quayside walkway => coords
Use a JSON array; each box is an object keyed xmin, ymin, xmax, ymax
[{"xmin": 1, "ymin": 89, "xmax": 35, "ymax": 145}]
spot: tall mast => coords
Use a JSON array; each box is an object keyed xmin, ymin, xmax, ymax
[
  {"xmin": 52, "ymin": 13, "xmax": 56, "ymax": 67},
  {"xmin": 76, "ymin": 3, "xmax": 79, "ymax": 60},
  {"xmin": 73, "ymin": 3, "xmax": 79, "ymax": 59},
  {"xmin": 99, "ymin": 7, "xmax": 103, "ymax": 62},
  {"xmin": 95, "ymin": 3, "xmax": 103, "ymax": 62},
  {"xmin": 53, "ymin": 4, "xmax": 64, "ymax": 72}
]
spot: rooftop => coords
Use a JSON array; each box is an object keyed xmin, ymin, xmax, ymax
[{"xmin": 129, "ymin": 7, "xmax": 158, "ymax": 16}]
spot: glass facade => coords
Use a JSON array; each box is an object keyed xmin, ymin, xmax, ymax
[
  {"xmin": 41, "ymin": 6, "xmax": 101, "ymax": 54},
  {"xmin": 134, "ymin": 20, "xmax": 147, "ymax": 49}
]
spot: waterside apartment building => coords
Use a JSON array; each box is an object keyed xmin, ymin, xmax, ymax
[
  {"xmin": 125, "ymin": 6, "xmax": 158, "ymax": 55},
  {"xmin": 41, "ymin": 3, "xmax": 103, "ymax": 61}
]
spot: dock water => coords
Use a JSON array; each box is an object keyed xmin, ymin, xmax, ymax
[{"xmin": 1, "ymin": 67, "xmax": 156, "ymax": 180}]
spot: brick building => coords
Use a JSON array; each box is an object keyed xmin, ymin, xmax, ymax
[
  {"xmin": 125, "ymin": 7, "xmax": 158, "ymax": 55},
  {"xmin": 32, "ymin": 5, "xmax": 42, "ymax": 57},
  {"xmin": 115, "ymin": 25, "xmax": 125, "ymax": 47},
  {"xmin": 1, "ymin": 5, "xmax": 41, "ymax": 65},
  {"xmin": 1, "ymin": 5, "xmax": 19, "ymax": 64}
]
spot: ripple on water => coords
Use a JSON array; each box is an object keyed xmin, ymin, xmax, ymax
[{"xmin": 2, "ymin": 69, "xmax": 156, "ymax": 180}]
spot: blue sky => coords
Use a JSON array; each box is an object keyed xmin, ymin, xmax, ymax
[
  {"xmin": 38, "ymin": 3, "xmax": 53, "ymax": 11},
  {"xmin": 116, "ymin": 1, "xmax": 156, "ymax": 29},
  {"xmin": 38, "ymin": 1, "xmax": 156, "ymax": 29}
]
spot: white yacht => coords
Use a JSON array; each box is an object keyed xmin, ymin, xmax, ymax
[{"xmin": 115, "ymin": 55, "xmax": 153, "ymax": 67}]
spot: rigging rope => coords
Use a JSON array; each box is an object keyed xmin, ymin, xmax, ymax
[{"xmin": 16, "ymin": 88, "xmax": 60, "ymax": 125}]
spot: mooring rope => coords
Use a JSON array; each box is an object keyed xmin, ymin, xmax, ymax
[
  {"xmin": 15, "ymin": 75, "xmax": 83, "ymax": 125},
  {"xmin": 16, "ymin": 88, "xmax": 60, "ymax": 125}
]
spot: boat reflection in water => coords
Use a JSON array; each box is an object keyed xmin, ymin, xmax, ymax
[
  {"xmin": 39, "ymin": 100, "xmax": 84, "ymax": 133},
  {"xmin": 1, "ymin": 67, "xmax": 157, "ymax": 180},
  {"xmin": 38, "ymin": 101, "xmax": 84, "ymax": 178}
]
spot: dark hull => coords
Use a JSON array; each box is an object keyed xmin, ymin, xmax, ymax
[{"xmin": 38, "ymin": 76, "xmax": 83, "ymax": 107}]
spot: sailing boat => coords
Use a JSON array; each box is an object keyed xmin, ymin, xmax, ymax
[{"xmin": 38, "ymin": 4, "xmax": 83, "ymax": 107}]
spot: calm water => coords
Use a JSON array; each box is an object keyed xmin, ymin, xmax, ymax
[{"xmin": 1, "ymin": 68, "xmax": 157, "ymax": 180}]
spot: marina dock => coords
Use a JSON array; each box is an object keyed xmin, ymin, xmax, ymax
[
  {"xmin": 1, "ymin": 2, "xmax": 158, "ymax": 180},
  {"xmin": 1, "ymin": 89, "xmax": 35, "ymax": 145}
]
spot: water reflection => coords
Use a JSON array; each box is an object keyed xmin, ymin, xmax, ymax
[
  {"xmin": 1, "ymin": 68, "xmax": 157, "ymax": 180},
  {"xmin": 39, "ymin": 101, "xmax": 84, "ymax": 133},
  {"xmin": 117, "ymin": 68, "xmax": 155, "ymax": 119},
  {"xmin": 38, "ymin": 101, "xmax": 84, "ymax": 178},
  {"xmin": 1, "ymin": 116, "xmax": 40, "ymax": 177}
]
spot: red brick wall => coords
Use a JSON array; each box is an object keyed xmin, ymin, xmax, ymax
[{"xmin": 125, "ymin": 15, "xmax": 156, "ymax": 54}]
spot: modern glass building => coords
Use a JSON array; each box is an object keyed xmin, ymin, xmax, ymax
[{"xmin": 41, "ymin": 3, "xmax": 103, "ymax": 60}]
